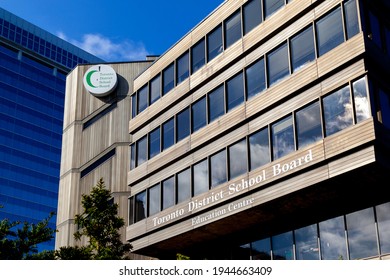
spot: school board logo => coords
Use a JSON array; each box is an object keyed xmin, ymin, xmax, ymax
[{"xmin": 83, "ymin": 64, "xmax": 118, "ymax": 97}]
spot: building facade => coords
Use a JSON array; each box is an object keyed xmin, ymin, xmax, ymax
[
  {"xmin": 58, "ymin": 0, "xmax": 390, "ymax": 260},
  {"xmin": 0, "ymin": 7, "xmax": 103, "ymax": 251}
]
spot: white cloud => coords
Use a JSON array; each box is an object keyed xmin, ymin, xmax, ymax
[{"xmin": 57, "ymin": 32, "xmax": 149, "ymax": 62}]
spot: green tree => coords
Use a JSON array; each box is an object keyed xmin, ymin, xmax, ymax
[
  {"xmin": 0, "ymin": 207, "xmax": 56, "ymax": 260},
  {"xmin": 71, "ymin": 178, "xmax": 132, "ymax": 260}
]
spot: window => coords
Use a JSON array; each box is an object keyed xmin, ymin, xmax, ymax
[
  {"xmin": 229, "ymin": 139, "xmax": 248, "ymax": 179},
  {"xmin": 323, "ymin": 85, "xmax": 353, "ymax": 136},
  {"xmin": 295, "ymin": 224, "xmax": 319, "ymax": 260},
  {"xmin": 245, "ymin": 58, "xmax": 266, "ymax": 99},
  {"xmin": 208, "ymin": 85, "xmax": 225, "ymax": 123},
  {"xmin": 226, "ymin": 72, "xmax": 244, "ymax": 111},
  {"xmin": 148, "ymin": 127, "xmax": 160, "ymax": 159},
  {"xmin": 243, "ymin": 0, "xmax": 262, "ymax": 35},
  {"xmin": 267, "ymin": 43, "xmax": 289, "ymax": 86},
  {"xmin": 176, "ymin": 107, "xmax": 190, "ymax": 142},
  {"xmin": 290, "ymin": 26, "xmax": 315, "ymax": 72},
  {"xmin": 210, "ymin": 150, "xmax": 227, "ymax": 188},
  {"xmin": 177, "ymin": 168, "xmax": 191, "ymax": 204},
  {"xmin": 352, "ymin": 77, "xmax": 370, "ymax": 123},
  {"xmin": 176, "ymin": 51, "xmax": 189, "ymax": 85},
  {"xmin": 163, "ymin": 63, "xmax": 174, "ymax": 95},
  {"xmin": 134, "ymin": 191, "xmax": 146, "ymax": 223},
  {"xmin": 251, "ymin": 238, "xmax": 271, "ymax": 260},
  {"xmin": 344, "ymin": 0, "xmax": 359, "ymax": 39},
  {"xmin": 272, "ymin": 231, "xmax": 294, "ymax": 260},
  {"xmin": 272, "ymin": 115, "xmax": 295, "ymax": 160},
  {"xmin": 150, "ymin": 75, "xmax": 161, "ymax": 105},
  {"xmin": 346, "ymin": 207, "xmax": 378, "ymax": 259},
  {"xmin": 162, "ymin": 117, "xmax": 175, "ymax": 151},
  {"xmin": 224, "ymin": 10, "xmax": 242, "ymax": 49},
  {"xmin": 193, "ymin": 159, "xmax": 209, "ymax": 196},
  {"xmin": 131, "ymin": 94, "xmax": 137, "ymax": 118},
  {"xmin": 162, "ymin": 177, "xmax": 175, "ymax": 210},
  {"xmin": 130, "ymin": 143, "xmax": 136, "ymax": 170},
  {"xmin": 192, "ymin": 97, "xmax": 207, "ymax": 132},
  {"xmin": 319, "ymin": 216, "xmax": 348, "ymax": 260},
  {"xmin": 264, "ymin": 0, "xmax": 284, "ymax": 19},
  {"xmin": 148, "ymin": 184, "xmax": 160, "ymax": 216},
  {"xmin": 191, "ymin": 39, "xmax": 205, "ymax": 74},
  {"xmin": 136, "ymin": 136, "xmax": 147, "ymax": 166},
  {"xmin": 316, "ymin": 7, "xmax": 344, "ymax": 56},
  {"xmin": 249, "ymin": 127, "xmax": 270, "ymax": 171},
  {"xmin": 137, "ymin": 85, "xmax": 148, "ymax": 114},
  {"xmin": 207, "ymin": 25, "xmax": 223, "ymax": 62},
  {"xmin": 376, "ymin": 202, "xmax": 390, "ymax": 254},
  {"xmin": 295, "ymin": 101, "xmax": 322, "ymax": 149}
]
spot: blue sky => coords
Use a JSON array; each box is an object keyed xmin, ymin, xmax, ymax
[{"xmin": 0, "ymin": 0, "xmax": 224, "ymax": 61}]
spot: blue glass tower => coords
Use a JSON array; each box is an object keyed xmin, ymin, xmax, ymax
[{"xmin": 0, "ymin": 7, "xmax": 104, "ymax": 251}]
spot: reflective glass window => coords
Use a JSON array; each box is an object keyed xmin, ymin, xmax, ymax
[
  {"xmin": 295, "ymin": 101, "xmax": 322, "ymax": 149},
  {"xmin": 191, "ymin": 39, "xmax": 205, "ymax": 74},
  {"xmin": 162, "ymin": 117, "xmax": 175, "ymax": 151},
  {"xmin": 224, "ymin": 10, "xmax": 242, "ymax": 49},
  {"xmin": 192, "ymin": 97, "xmax": 207, "ymax": 132},
  {"xmin": 162, "ymin": 176, "xmax": 175, "ymax": 210},
  {"xmin": 272, "ymin": 231, "xmax": 294, "ymax": 260},
  {"xmin": 207, "ymin": 25, "xmax": 223, "ymax": 62},
  {"xmin": 148, "ymin": 184, "xmax": 160, "ymax": 216},
  {"xmin": 295, "ymin": 224, "xmax": 319, "ymax": 260},
  {"xmin": 243, "ymin": 0, "xmax": 262, "ymax": 35},
  {"xmin": 226, "ymin": 72, "xmax": 244, "ymax": 112},
  {"xmin": 249, "ymin": 127, "xmax": 270, "ymax": 171},
  {"xmin": 291, "ymin": 26, "xmax": 315, "ymax": 73},
  {"xmin": 177, "ymin": 168, "xmax": 191, "ymax": 204},
  {"xmin": 264, "ymin": 0, "xmax": 284, "ymax": 19},
  {"xmin": 379, "ymin": 89, "xmax": 390, "ymax": 129},
  {"xmin": 267, "ymin": 43, "xmax": 289, "ymax": 86},
  {"xmin": 130, "ymin": 143, "xmax": 136, "ymax": 170},
  {"xmin": 352, "ymin": 77, "xmax": 370, "ymax": 123},
  {"xmin": 137, "ymin": 85, "xmax": 148, "ymax": 114},
  {"xmin": 272, "ymin": 115, "xmax": 295, "ymax": 160},
  {"xmin": 135, "ymin": 191, "xmax": 146, "ymax": 222},
  {"xmin": 128, "ymin": 197, "xmax": 134, "ymax": 225},
  {"xmin": 376, "ymin": 202, "xmax": 390, "ymax": 254},
  {"xmin": 319, "ymin": 216, "xmax": 348, "ymax": 260},
  {"xmin": 149, "ymin": 127, "xmax": 160, "ymax": 159},
  {"xmin": 150, "ymin": 75, "xmax": 161, "ymax": 105},
  {"xmin": 208, "ymin": 85, "xmax": 225, "ymax": 123},
  {"xmin": 163, "ymin": 63, "xmax": 174, "ymax": 95},
  {"xmin": 193, "ymin": 159, "xmax": 209, "ymax": 196},
  {"xmin": 177, "ymin": 51, "xmax": 189, "ymax": 85},
  {"xmin": 136, "ymin": 136, "xmax": 147, "ymax": 166},
  {"xmin": 131, "ymin": 94, "xmax": 137, "ymax": 118},
  {"xmin": 316, "ymin": 7, "xmax": 344, "ymax": 56},
  {"xmin": 323, "ymin": 85, "xmax": 353, "ymax": 136},
  {"xmin": 251, "ymin": 238, "xmax": 271, "ymax": 260},
  {"xmin": 176, "ymin": 107, "xmax": 190, "ymax": 142},
  {"xmin": 246, "ymin": 58, "xmax": 266, "ymax": 99},
  {"xmin": 210, "ymin": 150, "xmax": 227, "ymax": 188},
  {"xmin": 229, "ymin": 139, "xmax": 247, "ymax": 180},
  {"xmin": 347, "ymin": 207, "xmax": 378, "ymax": 259},
  {"xmin": 344, "ymin": 0, "xmax": 359, "ymax": 39}
]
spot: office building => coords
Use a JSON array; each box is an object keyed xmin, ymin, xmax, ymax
[
  {"xmin": 59, "ymin": 0, "xmax": 390, "ymax": 260},
  {"xmin": 0, "ymin": 7, "xmax": 103, "ymax": 251}
]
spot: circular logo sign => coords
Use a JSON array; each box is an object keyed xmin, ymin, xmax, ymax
[{"xmin": 83, "ymin": 64, "xmax": 118, "ymax": 97}]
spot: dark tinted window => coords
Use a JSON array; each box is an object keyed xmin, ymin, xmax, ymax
[
  {"xmin": 267, "ymin": 43, "xmax": 289, "ymax": 86},
  {"xmin": 224, "ymin": 10, "xmax": 242, "ymax": 49},
  {"xmin": 150, "ymin": 75, "xmax": 161, "ymax": 105},
  {"xmin": 207, "ymin": 25, "xmax": 223, "ymax": 62},
  {"xmin": 344, "ymin": 0, "xmax": 359, "ymax": 39},
  {"xmin": 296, "ymin": 101, "xmax": 322, "ymax": 149},
  {"xmin": 246, "ymin": 58, "xmax": 266, "ymax": 99},
  {"xmin": 226, "ymin": 72, "xmax": 244, "ymax": 112},
  {"xmin": 191, "ymin": 39, "xmax": 205, "ymax": 73},
  {"xmin": 136, "ymin": 136, "xmax": 147, "ymax": 166},
  {"xmin": 243, "ymin": 0, "xmax": 262, "ymax": 35},
  {"xmin": 264, "ymin": 0, "xmax": 284, "ymax": 19},
  {"xmin": 163, "ymin": 63, "xmax": 174, "ymax": 95},
  {"xmin": 192, "ymin": 97, "xmax": 207, "ymax": 132},
  {"xmin": 148, "ymin": 127, "xmax": 160, "ymax": 159},
  {"xmin": 208, "ymin": 85, "xmax": 225, "ymax": 123},
  {"xmin": 162, "ymin": 118, "xmax": 175, "ymax": 150},
  {"xmin": 316, "ymin": 7, "xmax": 344, "ymax": 56},
  {"xmin": 177, "ymin": 51, "xmax": 189, "ymax": 85},
  {"xmin": 176, "ymin": 107, "xmax": 190, "ymax": 142},
  {"xmin": 137, "ymin": 85, "xmax": 148, "ymax": 114}
]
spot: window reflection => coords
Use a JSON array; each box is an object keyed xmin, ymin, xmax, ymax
[
  {"xmin": 163, "ymin": 63, "xmax": 174, "ymax": 95},
  {"xmin": 135, "ymin": 191, "xmax": 146, "ymax": 222},
  {"xmin": 177, "ymin": 108, "xmax": 190, "ymax": 142},
  {"xmin": 267, "ymin": 43, "xmax": 289, "ymax": 86},
  {"xmin": 191, "ymin": 39, "xmax": 205, "ymax": 74},
  {"xmin": 316, "ymin": 7, "xmax": 344, "ymax": 56},
  {"xmin": 192, "ymin": 97, "xmax": 207, "ymax": 132},
  {"xmin": 346, "ymin": 207, "xmax": 378, "ymax": 259},
  {"xmin": 376, "ymin": 202, "xmax": 390, "ymax": 254},
  {"xmin": 290, "ymin": 26, "xmax": 315, "ymax": 72},
  {"xmin": 252, "ymin": 238, "xmax": 271, "ymax": 260},
  {"xmin": 272, "ymin": 115, "xmax": 294, "ymax": 160},
  {"xmin": 162, "ymin": 177, "xmax": 175, "ymax": 210},
  {"xmin": 176, "ymin": 52, "xmax": 189, "ymax": 85},
  {"xmin": 162, "ymin": 118, "xmax": 175, "ymax": 151},
  {"xmin": 137, "ymin": 85, "xmax": 148, "ymax": 114},
  {"xmin": 352, "ymin": 77, "xmax": 370, "ymax": 123},
  {"xmin": 207, "ymin": 25, "xmax": 223, "ymax": 62},
  {"xmin": 149, "ymin": 127, "xmax": 160, "ymax": 159},
  {"xmin": 295, "ymin": 224, "xmax": 319, "ymax": 260},
  {"xmin": 264, "ymin": 0, "xmax": 284, "ymax": 19},
  {"xmin": 193, "ymin": 159, "xmax": 209, "ymax": 196},
  {"xmin": 272, "ymin": 231, "xmax": 294, "ymax": 260},
  {"xmin": 136, "ymin": 136, "xmax": 147, "ymax": 166},
  {"xmin": 323, "ymin": 85, "xmax": 353, "ymax": 137},
  {"xmin": 246, "ymin": 58, "xmax": 266, "ymax": 99},
  {"xmin": 319, "ymin": 216, "xmax": 347, "ymax": 260},
  {"xmin": 210, "ymin": 150, "xmax": 227, "ymax": 188},
  {"xmin": 249, "ymin": 127, "xmax": 270, "ymax": 171},
  {"xmin": 148, "ymin": 184, "xmax": 160, "ymax": 216},
  {"xmin": 344, "ymin": 0, "xmax": 359, "ymax": 39},
  {"xmin": 296, "ymin": 101, "xmax": 322, "ymax": 149},
  {"xmin": 177, "ymin": 168, "xmax": 191, "ymax": 204},
  {"xmin": 229, "ymin": 139, "xmax": 247, "ymax": 179},
  {"xmin": 243, "ymin": 0, "xmax": 262, "ymax": 35},
  {"xmin": 224, "ymin": 11, "xmax": 242, "ymax": 49},
  {"xmin": 226, "ymin": 72, "xmax": 244, "ymax": 112},
  {"xmin": 208, "ymin": 85, "xmax": 225, "ymax": 123},
  {"xmin": 150, "ymin": 75, "xmax": 161, "ymax": 105}
]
